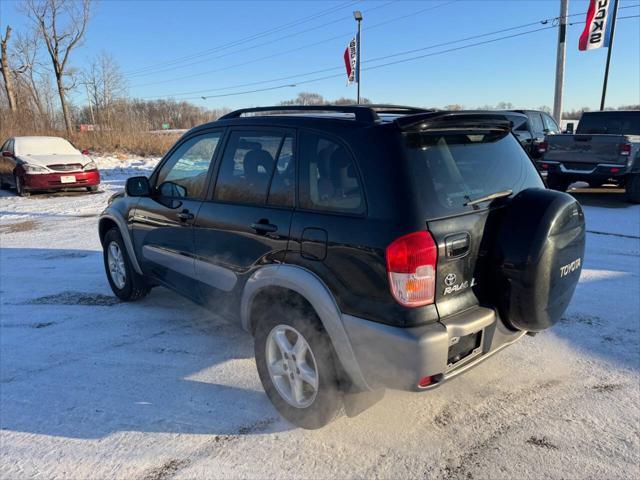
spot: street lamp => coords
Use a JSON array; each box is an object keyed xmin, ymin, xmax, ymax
[{"xmin": 353, "ymin": 11, "xmax": 362, "ymax": 104}]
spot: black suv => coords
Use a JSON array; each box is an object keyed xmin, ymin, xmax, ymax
[{"xmin": 99, "ymin": 105, "xmax": 585, "ymax": 428}]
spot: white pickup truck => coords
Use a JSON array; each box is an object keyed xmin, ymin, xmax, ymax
[{"xmin": 539, "ymin": 111, "xmax": 640, "ymax": 203}]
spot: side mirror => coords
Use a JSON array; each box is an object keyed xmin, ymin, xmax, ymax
[
  {"xmin": 125, "ymin": 176, "xmax": 151, "ymax": 197},
  {"xmin": 1, "ymin": 151, "xmax": 12, "ymax": 158},
  {"xmin": 565, "ymin": 123, "xmax": 574, "ymax": 134}
]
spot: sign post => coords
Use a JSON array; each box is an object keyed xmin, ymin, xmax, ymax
[{"xmin": 599, "ymin": 0, "xmax": 619, "ymax": 110}]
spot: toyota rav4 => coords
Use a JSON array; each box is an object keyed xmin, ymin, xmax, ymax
[{"xmin": 99, "ymin": 105, "xmax": 585, "ymax": 429}]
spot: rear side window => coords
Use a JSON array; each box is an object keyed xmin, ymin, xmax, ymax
[
  {"xmin": 576, "ymin": 112, "xmax": 640, "ymax": 135},
  {"xmin": 403, "ymin": 130, "xmax": 543, "ymax": 219},
  {"xmin": 298, "ymin": 131, "xmax": 364, "ymax": 214},
  {"xmin": 214, "ymin": 131, "xmax": 292, "ymax": 206}
]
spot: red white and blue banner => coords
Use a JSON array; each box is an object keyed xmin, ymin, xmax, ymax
[
  {"xmin": 579, "ymin": 0, "xmax": 614, "ymax": 51},
  {"xmin": 343, "ymin": 36, "xmax": 357, "ymax": 84}
]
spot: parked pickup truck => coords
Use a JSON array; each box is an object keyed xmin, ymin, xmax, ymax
[{"xmin": 539, "ymin": 110, "xmax": 640, "ymax": 202}]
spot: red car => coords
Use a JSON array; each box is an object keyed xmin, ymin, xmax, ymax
[{"xmin": 0, "ymin": 136, "xmax": 100, "ymax": 197}]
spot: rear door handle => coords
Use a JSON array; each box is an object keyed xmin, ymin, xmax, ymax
[
  {"xmin": 250, "ymin": 220, "xmax": 278, "ymax": 234},
  {"xmin": 177, "ymin": 209, "xmax": 195, "ymax": 222}
]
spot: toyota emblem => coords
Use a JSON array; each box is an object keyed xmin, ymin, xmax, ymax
[{"xmin": 444, "ymin": 273, "xmax": 457, "ymax": 286}]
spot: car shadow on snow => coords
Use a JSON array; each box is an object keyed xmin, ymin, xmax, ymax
[{"xmin": 0, "ymin": 247, "xmax": 290, "ymax": 439}]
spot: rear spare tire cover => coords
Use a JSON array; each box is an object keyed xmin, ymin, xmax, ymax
[{"xmin": 492, "ymin": 188, "xmax": 585, "ymax": 332}]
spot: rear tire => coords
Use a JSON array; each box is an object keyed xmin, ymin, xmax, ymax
[
  {"xmin": 14, "ymin": 174, "xmax": 30, "ymax": 197},
  {"xmin": 87, "ymin": 185, "xmax": 99, "ymax": 192},
  {"xmin": 625, "ymin": 174, "xmax": 640, "ymax": 204},
  {"xmin": 546, "ymin": 174, "xmax": 570, "ymax": 192},
  {"xmin": 103, "ymin": 228, "xmax": 150, "ymax": 301},
  {"xmin": 254, "ymin": 302, "xmax": 342, "ymax": 429}
]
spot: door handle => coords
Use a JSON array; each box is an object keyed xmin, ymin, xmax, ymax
[
  {"xmin": 250, "ymin": 220, "xmax": 278, "ymax": 234},
  {"xmin": 177, "ymin": 209, "xmax": 194, "ymax": 222},
  {"xmin": 445, "ymin": 233, "xmax": 470, "ymax": 258}
]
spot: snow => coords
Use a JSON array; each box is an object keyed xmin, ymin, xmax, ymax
[{"xmin": 1, "ymin": 155, "xmax": 639, "ymax": 479}]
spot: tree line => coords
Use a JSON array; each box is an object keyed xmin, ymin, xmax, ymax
[{"xmin": 1, "ymin": 1, "xmax": 637, "ymax": 154}]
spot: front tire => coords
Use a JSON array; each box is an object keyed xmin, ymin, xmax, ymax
[
  {"xmin": 254, "ymin": 303, "xmax": 342, "ymax": 429},
  {"xmin": 626, "ymin": 174, "xmax": 640, "ymax": 204},
  {"xmin": 103, "ymin": 228, "xmax": 150, "ymax": 301},
  {"xmin": 14, "ymin": 174, "xmax": 30, "ymax": 197}
]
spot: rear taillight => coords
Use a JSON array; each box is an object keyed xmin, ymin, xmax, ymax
[
  {"xmin": 619, "ymin": 143, "xmax": 631, "ymax": 156},
  {"xmin": 538, "ymin": 141, "xmax": 548, "ymax": 154},
  {"xmin": 385, "ymin": 231, "xmax": 437, "ymax": 307}
]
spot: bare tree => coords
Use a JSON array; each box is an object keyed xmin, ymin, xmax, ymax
[
  {"xmin": 82, "ymin": 52, "xmax": 126, "ymax": 128},
  {"xmin": 24, "ymin": 0, "xmax": 91, "ymax": 134},
  {"xmin": 0, "ymin": 26, "xmax": 19, "ymax": 112},
  {"xmin": 14, "ymin": 31, "xmax": 47, "ymax": 119}
]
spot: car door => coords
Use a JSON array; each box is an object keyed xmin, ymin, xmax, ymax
[
  {"xmin": 529, "ymin": 112, "xmax": 547, "ymax": 158},
  {"xmin": 194, "ymin": 128, "xmax": 295, "ymax": 317},
  {"xmin": 131, "ymin": 130, "xmax": 223, "ymax": 299}
]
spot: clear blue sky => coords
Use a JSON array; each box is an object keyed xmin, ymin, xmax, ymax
[{"xmin": 1, "ymin": 0, "xmax": 639, "ymax": 111}]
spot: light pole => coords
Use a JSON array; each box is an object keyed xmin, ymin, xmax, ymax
[
  {"xmin": 353, "ymin": 10, "xmax": 362, "ymax": 104},
  {"xmin": 552, "ymin": 0, "xmax": 568, "ymax": 125}
]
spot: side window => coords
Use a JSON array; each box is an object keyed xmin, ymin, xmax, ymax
[
  {"xmin": 156, "ymin": 132, "xmax": 221, "ymax": 199},
  {"xmin": 530, "ymin": 113, "xmax": 545, "ymax": 135},
  {"xmin": 267, "ymin": 136, "xmax": 295, "ymax": 208},
  {"xmin": 214, "ymin": 131, "xmax": 283, "ymax": 205},
  {"xmin": 299, "ymin": 131, "xmax": 364, "ymax": 214},
  {"xmin": 543, "ymin": 114, "xmax": 559, "ymax": 133}
]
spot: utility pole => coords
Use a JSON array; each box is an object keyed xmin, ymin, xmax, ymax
[
  {"xmin": 354, "ymin": 10, "xmax": 363, "ymax": 104},
  {"xmin": 600, "ymin": 0, "xmax": 620, "ymax": 110},
  {"xmin": 552, "ymin": 0, "xmax": 569, "ymax": 125}
]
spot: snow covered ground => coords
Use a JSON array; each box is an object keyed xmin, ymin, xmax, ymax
[{"xmin": 1, "ymin": 156, "xmax": 639, "ymax": 479}]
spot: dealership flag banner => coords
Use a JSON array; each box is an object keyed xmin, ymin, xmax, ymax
[
  {"xmin": 579, "ymin": 0, "xmax": 615, "ymax": 51},
  {"xmin": 343, "ymin": 36, "xmax": 358, "ymax": 84}
]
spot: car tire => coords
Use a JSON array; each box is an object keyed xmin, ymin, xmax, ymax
[
  {"xmin": 14, "ymin": 174, "xmax": 30, "ymax": 197},
  {"xmin": 87, "ymin": 185, "xmax": 99, "ymax": 192},
  {"xmin": 254, "ymin": 302, "xmax": 342, "ymax": 429},
  {"xmin": 625, "ymin": 174, "xmax": 640, "ymax": 204},
  {"xmin": 103, "ymin": 228, "xmax": 151, "ymax": 301},
  {"xmin": 546, "ymin": 174, "xmax": 570, "ymax": 192}
]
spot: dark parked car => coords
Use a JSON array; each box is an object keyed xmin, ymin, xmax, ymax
[
  {"xmin": 501, "ymin": 109, "xmax": 561, "ymax": 159},
  {"xmin": 99, "ymin": 105, "xmax": 585, "ymax": 428},
  {"xmin": 540, "ymin": 110, "xmax": 640, "ymax": 202}
]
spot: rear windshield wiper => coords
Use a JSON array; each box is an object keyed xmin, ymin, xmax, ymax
[{"xmin": 464, "ymin": 189, "xmax": 513, "ymax": 207}]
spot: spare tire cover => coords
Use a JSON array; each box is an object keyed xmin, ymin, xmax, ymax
[{"xmin": 492, "ymin": 188, "xmax": 585, "ymax": 332}]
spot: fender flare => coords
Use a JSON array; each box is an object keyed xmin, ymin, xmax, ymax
[
  {"xmin": 241, "ymin": 264, "xmax": 371, "ymax": 391},
  {"xmin": 99, "ymin": 211, "xmax": 143, "ymax": 275}
]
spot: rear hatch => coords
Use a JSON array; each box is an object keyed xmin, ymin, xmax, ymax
[{"xmin": 399, "ymin": 114, "xmax": 544, "ymax": 318}]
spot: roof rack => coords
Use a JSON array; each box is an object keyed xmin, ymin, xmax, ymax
[{"xmin": 219, "ymin": 105, "xmax": 380, "ymax": 123}]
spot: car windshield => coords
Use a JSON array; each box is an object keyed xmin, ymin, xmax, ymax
[
  {"xmin": 403, "ymin": 130, "xmax": 543, "ymax": 219},
  {"xmin": 15, "ymin": 137, "xmax": 80, "ymax": 156}
]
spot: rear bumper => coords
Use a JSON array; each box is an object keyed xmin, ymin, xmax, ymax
[
  {"xmin": 342, "ymin": 307, "xmax": 525, "ymax": 391},
  {"xmin": 538, "ymin": 160, "xmax": 629, "ymax": 180},
  {"xmin": 22, "ymin": 170, "xmax": 100, "ymax": 190}
]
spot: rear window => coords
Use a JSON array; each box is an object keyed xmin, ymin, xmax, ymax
[
  {"xmin": 403, "ymin": 130, "xmax": 543, "ymax": 218},
  {"xmin": 576, "ymin": 112, "xmax": 640, "ymax": 135}
]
